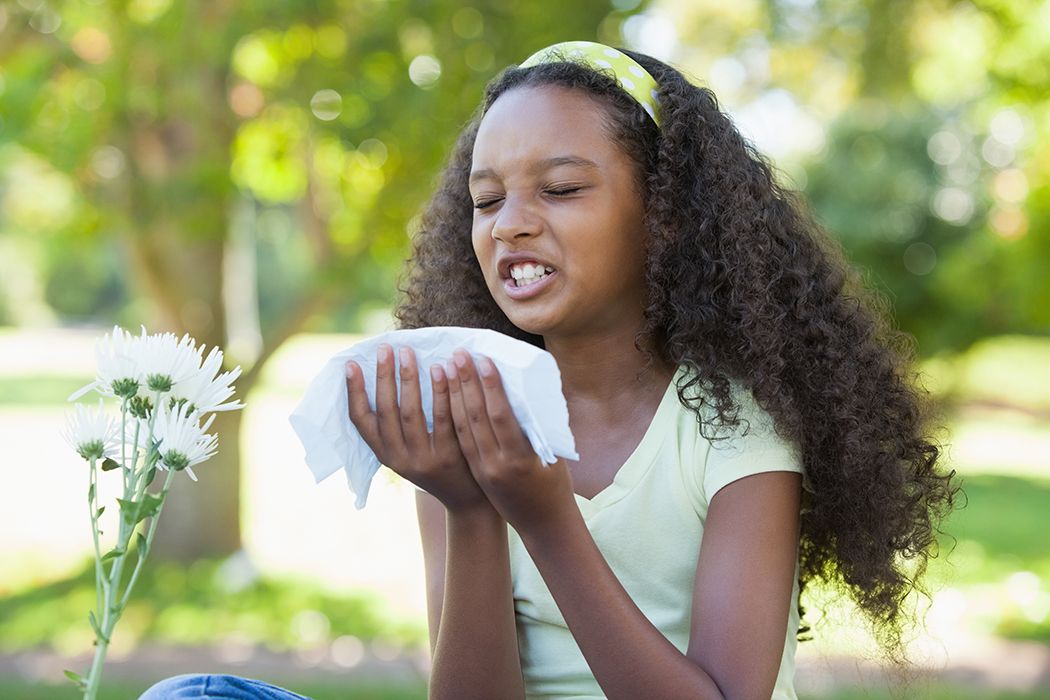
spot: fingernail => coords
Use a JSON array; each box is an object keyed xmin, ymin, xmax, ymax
[
  {"xmin": 479, "ymin": 357, "xmax": 494, "ymax": 377},
  {"xmin": 446, "ymin": 360, "xmax": 458, "ymax": 379},
  {"xmin": 399, "ymin": 347, "xmax": 410, "ymax": 365},
  {"xmin": 454, "ymin": 350, "xmax": 467, "ymax": 369},
  {"xmin": 345, "ymin": 361, "xmax": 356, "ymax": 377},
  {"xmin": 430, "ymin": 365, "xmax": 441, "ymax": 382}
]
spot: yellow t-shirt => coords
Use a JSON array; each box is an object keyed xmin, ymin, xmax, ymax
[{"xmin": 508, "ymin": 364, "xmax": 805, "ymax": 699}]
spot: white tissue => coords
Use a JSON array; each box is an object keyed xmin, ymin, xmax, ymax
[{"xmin": 288, "ymin": 326, "xmax": 579, "ymax": 509}]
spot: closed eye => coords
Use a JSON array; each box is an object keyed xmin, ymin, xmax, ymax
[
  {"xmin": 474, "ymin": 197, "xmax": 502, "ymax": 210},
  {"xmin": 474, "ymin": 186, "xmax": 584, "ymax": 210},
  {"xmin": 546, "ymin": 187, "xmax": 582, "ymax": 197}
]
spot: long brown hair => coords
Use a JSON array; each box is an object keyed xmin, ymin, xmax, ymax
[{"xmin": 394, "ymin": 50, "xmax": 959, "ymax": 661}]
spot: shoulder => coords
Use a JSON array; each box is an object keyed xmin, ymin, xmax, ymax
[{"xmin": 668, "ymin": 368, "xmax": 805, "ymax": 512}]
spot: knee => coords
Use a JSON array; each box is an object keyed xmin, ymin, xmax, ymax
[{"xmin": 138, "ymin": 673, "xmax": 209, "ymax": 699}]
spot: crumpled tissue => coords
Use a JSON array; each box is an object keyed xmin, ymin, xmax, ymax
[{"xmin": 288, "ymin": 326, "xmax": 579, "ymax": 509}]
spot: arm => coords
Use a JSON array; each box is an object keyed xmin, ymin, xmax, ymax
[
  {"xmin": 519, "ymin": 471, "xmax": 802, "ymax": 700},
  {"xmin": 416, "ymin": 490, "xmax": 525, "ymax": 700},
  {"xmin": 437, "ymin": 353, "xmax": 799, "ymax": 698},
  {"xmin": 416, "ymin": 491, "xmax": 446, "ymax": 655},
  {"xmin": 346, "ymin": 346, "xmax": 524, "ymax": 699}
]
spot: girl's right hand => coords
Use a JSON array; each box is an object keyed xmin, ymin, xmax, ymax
[{"xmin": 345, "ymin": 343, "xmax": 489, "ymax": 513}]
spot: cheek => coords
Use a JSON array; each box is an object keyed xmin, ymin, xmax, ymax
[
  {"xmin": 471, "ymin": 224, "xmax": 487, "ymax": 259},
  {"xmin": 471, "ymin": 228, "xmax": 498, "ymax": 284}
]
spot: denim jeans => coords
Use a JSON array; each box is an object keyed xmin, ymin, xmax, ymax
[{"xmin": 138, "ymin": 673, "xmax": 313, "ymax": 699}]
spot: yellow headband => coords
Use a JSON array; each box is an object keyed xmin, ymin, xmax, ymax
[{"xmin": 518, "ymin": 41, "xmax": 662, "ymax": 127}]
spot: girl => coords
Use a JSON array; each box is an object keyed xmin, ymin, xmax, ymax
[{"xmin": 141, "ymin": 41, "xmax": 957, "ymax": 700}]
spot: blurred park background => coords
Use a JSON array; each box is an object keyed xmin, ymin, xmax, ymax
[{"xmin": 1, "ymin": 0, "xmax": 1048, "ymax": 697}]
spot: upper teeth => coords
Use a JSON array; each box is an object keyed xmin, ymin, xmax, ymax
[{"xmin": 510, "ymin": 263, "xmax": 554, "ymax": 281}]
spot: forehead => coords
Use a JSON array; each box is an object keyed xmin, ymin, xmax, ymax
[{"xmin": 472, "ymin": 85, "xmax": 620, "ymax": 172}]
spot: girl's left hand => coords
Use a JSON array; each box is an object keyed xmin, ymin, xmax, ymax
[{"xmin": 444, "ymin": 348, "xmax": 577, "ymax": 534}]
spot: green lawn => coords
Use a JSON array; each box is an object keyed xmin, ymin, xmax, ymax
[
  {"xmin": 1, "ymin": 678, "xmax": 1043, "ymax": 699},
  {"xmin": 0, "ymin": 678, "xmax": 429, "ymax": 700},
  {"xmin": 0, "ymin": 374, "xmax": 88, "ymax": 405},
  {"xmin": 0, "ymin": 557, "xmax": 426, "ymax": 654}
]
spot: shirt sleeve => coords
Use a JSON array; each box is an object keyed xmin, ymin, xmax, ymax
[{"xmin": 701, "ymin": 386, "xmax": 804, "ymax": 503}]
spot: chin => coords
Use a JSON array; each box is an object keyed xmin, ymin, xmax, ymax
[{"xmin": 497, "ymin": 306, "xmax": 552, "ymax": 336}]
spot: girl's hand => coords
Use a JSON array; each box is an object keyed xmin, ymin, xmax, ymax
[
  {"xmin": 444, "ymin": 348, "xmax": 577, "ymax": 534},
  {"xmin": 346, "ymin": 343, "xmax": 489, "ymax": 514}
]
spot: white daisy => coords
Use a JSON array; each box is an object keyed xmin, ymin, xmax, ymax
[
  {"xmin": 138, "ymin": 329, "xmax": 203, "ymax": 393},
  {"xmin": 68, "ymin": 325, "xmax": 145, "ymax": 401},
  {"xmin": 169, "ymin": 345, "xmax": 245, "ymax": 415},
  {"xmin": 152, "ymin": 401, "xmax": 219, "ymax": 481},
  {"xmin": 62, "ymin": 399, "xmax": 120, "ymax": 461}
]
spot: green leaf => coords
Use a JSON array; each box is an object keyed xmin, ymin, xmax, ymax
[
  {"xmin": 117, "ymin": 497, "xmax": 140, "ymax": 525},
  {"xmin": 118, "ymin": 493, "xmax": 165, "ymax": 526},
  {"xmin": 95, "ymin": 506, "xmax": 105, "ymax": 519},
  {"xmin": 88, "ymin": 611, "xmax": 109, "ymax": 644},
  {"xmin": 101, "ymin": 457, "xmax": 122, "ymax": 471},
  {"xmin": 100, "ymin": 547, "xmax": 126, "ymax": 562},
  {"xmin": 88, "ymin": 483, "xmax": 95, "ymax": 503},
  {"xmin": 145, "ymin": 465, "xmax": 158, "ymax": 487},
  {"xmin": 88, "ymin": 611, "xmax": 102, "ymax": 637},
  {"xmin": 134, "ymin": 530, "xmax": 148, "ymax": 555},
  {"xmin": 63, "ymin": 669, "xmax": 86, "ymax": 689},
  {"xmin": 138, "ymin": 492, "xmax": 165, "ymax": 521}
]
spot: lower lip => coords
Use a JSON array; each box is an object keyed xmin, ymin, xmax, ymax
[{"xmin": 503, "ymin": 270, "xmax": 557, "ymax": 300}]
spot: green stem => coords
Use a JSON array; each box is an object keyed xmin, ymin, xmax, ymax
[
  {"xmin": 84, "ymin": 482, "xmax": 132, "ymax": 700},
  {"xmin": 119, "ymin": 468, "xmax": 176, "ymax": 609},
  {"xmin": 120, "ymin": 397, "xmax": 129, "ymax": 493},
  {"xmin": 128, "ymin": 391, "xmax": 163, "ymax": 495},
  {"xmin": 88, "ymin": 459, "xmax": 106, "ymax": 617},
  {"xmin": 128, "ymin": 414, "xmax": 143, "ymax": 476},
  {"xmin": 83, "ymin": 390, "xmax": 167, "ymax": 700}
]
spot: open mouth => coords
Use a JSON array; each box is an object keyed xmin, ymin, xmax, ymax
[
  {"xmin": 502, "ymin": 268, "xmax": 557, "ymax": 299},
  {"xmin": 507, "ymin": 262, "xmax": 555, "ymax": 287}
]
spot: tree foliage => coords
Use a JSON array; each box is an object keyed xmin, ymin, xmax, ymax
[
  {"xmin": 2, "ymin": 0, "xmax": 1047, "ymax": 556},
  {"xmin": 0, "ymin": 0, "xmax": 629, "ymax": 558},
  {"xmin": 659, "ymin": 0, "xmax": 1050, "ymax": 354}
]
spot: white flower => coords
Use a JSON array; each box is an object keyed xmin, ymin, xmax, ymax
[
  {"xmin": 170, "ymin": 345, "xmax": 244, "ymax": 414},
  {"xmin": 152, "ymin": 401, "xmax": 219, "ymax": 482},
  {"xmin": 63, "ymin": 399, "xmax": 120, "ymax": 461},
  {"xmin": 69, "ymin": 325, "xmax": 145, "ymax": 401},
  {"xmin": 138, "ymin": 330, "xmax": 203, "ymax": 393}
]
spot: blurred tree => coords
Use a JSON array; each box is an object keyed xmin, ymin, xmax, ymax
[
  {"xmin": 656, "ymin": 0, "xmax": 1050, "ymax": 354},
  {"xmin": 0, "ymin": 0, "xmax": 634, "ymax": 560}
]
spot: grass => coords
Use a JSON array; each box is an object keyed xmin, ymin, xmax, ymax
[
  {"xmin": 816, "ymin": 688, "xmax": 1043, "ymax": 699},
  {"xmin": 939, "ymin": 474, "xmax": 1050, "ymax": 575},
  {"xmin": 1, "ymin": 678, "xmax": 1045, "ymax": 699},
  {"xmin": 0, "ymin": 375, "xmax": 90, "ymax": 405},
  {"xmin": 0, "ymin": 678, "xmax": 429, "ymax": 700},
  {"xmin": 925, "ymin": 474, "xmax": 1050, "ymax": 642},
  {"xmin": 0, "ymin": 557, "xmax": 426, "ymax": 657}
]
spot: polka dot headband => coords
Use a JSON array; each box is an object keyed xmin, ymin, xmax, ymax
[{"xmin": 517, "ymin": 40, "xmax": 662, "ymax": 127}]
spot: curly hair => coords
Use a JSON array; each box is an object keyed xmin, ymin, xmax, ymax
[{"xmin": 393, "ymin": 48, "xmax": 959, "ymax": 661}]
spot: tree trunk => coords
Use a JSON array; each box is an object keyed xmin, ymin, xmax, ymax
[
  {"xmin": 151, "ymin": 408, "xmax": 243, "ymax": 561},
  {"xmin": 112, "ymin": 10, "xmax": 244, "ymax": 560}
]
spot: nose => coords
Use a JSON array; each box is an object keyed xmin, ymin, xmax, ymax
[{"xmin": 490, "ymin": 194, "xmax": 542, "ymax": 243}]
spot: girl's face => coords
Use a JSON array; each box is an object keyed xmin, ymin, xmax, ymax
[{"xmin": 469, "ymin": 84, "xmax": 649, "ymax": 340}]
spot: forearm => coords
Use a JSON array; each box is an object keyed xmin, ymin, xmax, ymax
[
  {"xmin": 429, "ymin": 505, "xmax": 525, "ymax": 700},
  {"xmin": 520, "ymin": 508, "xmax": 724, "ymax": 700}
]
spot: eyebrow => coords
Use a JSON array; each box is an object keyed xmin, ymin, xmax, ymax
[{"xmin": 469, "ymin": 155, "xmax": 600, "ymax": 185}]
